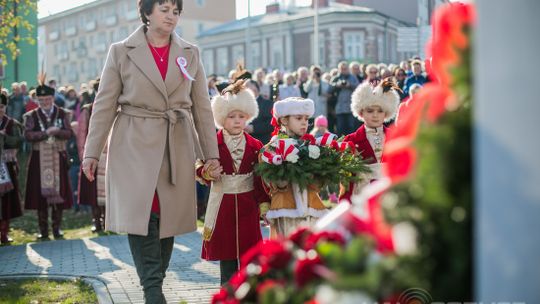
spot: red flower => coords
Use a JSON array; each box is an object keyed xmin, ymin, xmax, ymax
[
  {"xmin": 255, "ymin": 279, "xmax": 285, "ymax": 295},
  {"xmin": 211, "ymin": 287, "xmax": 239, "ymax": 304},
  {"xmin": 338, "ymin": 197, "xmax": 395, "ymax": 253},
  {"xmin": 386, "ymin": 96, "xmax": 425, "ymax": 155},
  {"xmin": 240, "ymin": 239, "xmax": 292, "ymax": 272},
  {"xmin": 342, "ymin": 210, "xmax": 373, "ymax": 236},
  {"xmin": 304, "ymin": 231, "xmax": 346, "ymax": 250},
  {"xmin": 228, "ymin": 269, "xmax": 248, "ymax": 290},
  {"xmin": 288, "ymin": 227, "xmax": 313, "ymax": 248},
  {"xmin": 384, "ymin": 147, "xmax": 417, "ymax": 185},
  {"xmin": 295, "ymin": 255, "xmax": 323, "ymax": 287},
  {"xmin": 300, "ymin": 134, "xmax": 316, "ymax": 144},
  {"xmin": 330, "ymin": 140, "xmax": 339, "ymax": 151},
  {"xmin": 381, "ymin": 293, "xmax": 402, "ymax": 304}
]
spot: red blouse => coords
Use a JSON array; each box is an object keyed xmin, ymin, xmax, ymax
[{"xmin": 148, "ymin": 42, "xmax": 170, "ymax": 214}]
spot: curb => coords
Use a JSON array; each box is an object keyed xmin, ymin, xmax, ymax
[{"xmin": 0, "ymin": 273, "xmax": 114, "ymax": 304}]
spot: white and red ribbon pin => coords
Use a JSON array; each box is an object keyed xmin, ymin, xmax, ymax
[{"xmin": 176, "ymin": 56, "xmax": 195, "ymax": 81}]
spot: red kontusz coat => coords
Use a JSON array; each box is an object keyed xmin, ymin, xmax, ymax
[
  {"xmin": 200, "ymin": 130, "xmax": 270, "ymax": 261},
  {"xmin": 340, "ymin": 125, "xmax": 388, "ymax": 203}
]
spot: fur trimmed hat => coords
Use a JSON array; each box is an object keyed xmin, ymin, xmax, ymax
[
  {"xmin": 211, "ymin": 80, "xmax": 259, "ymax": 129},
  {"xmin": 351, "ymin": 80, "xmax": 401, "ymax": 122},
  {"xmin": 273, "ymin": 97, "xmax": 315, "ymax": 118}
]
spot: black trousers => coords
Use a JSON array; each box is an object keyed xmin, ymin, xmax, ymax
[
  {"xmin": 128, "ymin": 213, "xmax": 174, "ymax": 304},
  {"xmin": 220, "ymin": 259, "xmax": 239, "ymax": 285}
]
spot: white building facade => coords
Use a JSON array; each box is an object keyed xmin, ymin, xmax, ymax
[{"xmin": 38, "ymin": 0, "xmax": 236, "ymax": 86}]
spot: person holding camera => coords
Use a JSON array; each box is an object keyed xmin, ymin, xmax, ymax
[
  {"xmin": 304, "ymin": 65, "xmax": 330, "ymax": 121},
  {"xmin": 330, "ymin": 61, "xmax": 359, "ymax": 136}
]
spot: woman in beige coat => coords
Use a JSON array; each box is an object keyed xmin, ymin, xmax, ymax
[{"xmin": 81, "ymin": 0, "xmax": 221, "ymax": 302}]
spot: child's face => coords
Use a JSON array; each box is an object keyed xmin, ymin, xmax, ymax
[
  {"xmin": 282, "ymin": 115, "xmax": 310, "ymax": 136},
  {"xmin": 360, "ymin": 106, "xmax": 386, "ymax": 128},
  {"xmin": 223, "ymin": 110, "xmax": 249, "ymax": 135}
]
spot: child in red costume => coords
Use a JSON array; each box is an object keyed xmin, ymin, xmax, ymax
[
  {"xmin": 340, "ymin": 81, "xmax": 400, "ymax": 203},
  {"xmin": 197, "ymin": 81, "xmax": 270, "ymax": 284}
]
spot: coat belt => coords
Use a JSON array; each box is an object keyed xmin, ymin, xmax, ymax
[{"xmin": 119, "ymin": 104, "xmax": 203, "ymax": 185}]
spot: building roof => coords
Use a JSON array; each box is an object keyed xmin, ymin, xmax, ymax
[{"xmin": 198, "ymin": 3, "xmax": 409, "ymax": 38}]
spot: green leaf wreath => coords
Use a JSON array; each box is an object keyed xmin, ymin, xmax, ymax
[{"xmin": 255, "ymin": 134, "xmax": 371, "ymax": 191}]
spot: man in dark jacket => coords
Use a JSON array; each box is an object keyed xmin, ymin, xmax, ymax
[{"xmin": 404, "ymin": 60, "xmax": 427, "ymax": 96}]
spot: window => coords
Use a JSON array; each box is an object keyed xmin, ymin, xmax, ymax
[
  {"xmin": 270, "ymin": 36, "xmax": 284, "ymax": 69},
  {"xmin": 67, "ymin": 63, "xmax": 78, "ymax": 83},
  {"xmin": 97, "ymin": 32, "xmax": 107, "ymax": 52},
  {"xmin": 232, "ymin": 45, "xmax": 244, "ymax": 65},
  {"xmin": 343, "ymin": 31, "xmax": 365, "ymax": 61},
  {"xmin": 389, "ymin": 34, "xmax": 397, "ymax": 63},
  {"xmin": 202, "ymin": 49, "xmax": 214, "ymax": 75},
  {"xmin": 377, "ymin": 34, "xmax": 384, "ymax": 62},
  {"xmin": 216, "ymin": 47, "xmax": 228, "ymax": 76},
  {"xmin": 310, "ymin": 33, "xmax": 326, "ymax": 67},
  {"xmin": 53, "ymin": 65, "xmax": 61, "ymax": 80},
  {"xmin": 251, "ymin": 41, "xmax": 261, "ymax": 68},
  {"xmin": 88, "ymin": 58, "xmax": 98, "ymax": 78}
]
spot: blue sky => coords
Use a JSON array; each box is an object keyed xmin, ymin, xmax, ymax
[{"xmin": 38, "ymin": 0, "xmax": 313, "ymax": 19}]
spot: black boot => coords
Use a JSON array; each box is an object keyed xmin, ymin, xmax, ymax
[{"xmin": 0, "ymin": 220, "xmax": 13, "ymax": 245}]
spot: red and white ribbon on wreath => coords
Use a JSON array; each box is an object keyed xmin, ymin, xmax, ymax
[
  {"xmin": 261, "ymin": 150, "xmax": 283, "ymax": 165},
  {"xmin": 316, "ymin": 132, "xmax": 337, "ymax": 146},
  {"xmin": 337, "ymin": 141, "xmax": 356, "ymax": 154},
  {"xmin": 176, "ymin": 56, "xmax": 195, "ymax": 81},
  {"xmin": 276, "ymin": 139, "xmax": 299, "ymax": 160},
  {"xmin": 262, "ymin": 139, "xmax": 299, "ymax": 165}
]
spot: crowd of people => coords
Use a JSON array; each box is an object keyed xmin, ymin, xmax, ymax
[
  {"xmin": 0, "ymin": 77, "xmax": 102, "ymax": 244},
  {"xmin": 207, "ymin": 58, "xmax": 428, "ymax": 141}
]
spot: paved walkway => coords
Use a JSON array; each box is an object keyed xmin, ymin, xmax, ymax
[{"xmin": 0, "ymin": 230, "xmax": 239, "ymax": 303}]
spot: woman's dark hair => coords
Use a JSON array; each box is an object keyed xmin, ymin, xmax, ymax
[{"xmin": 138, "ymin": 0, "xmax": 183, "ymax": 25}]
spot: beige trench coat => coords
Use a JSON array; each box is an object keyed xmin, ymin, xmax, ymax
[{"xmin": 83, "ymin": 25, "xmax": 219, "ymax": 238}]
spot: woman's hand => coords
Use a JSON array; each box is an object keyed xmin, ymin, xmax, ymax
[{"xmin": 82, "ymin": 158, "xmax": 99, "ymax": 182}]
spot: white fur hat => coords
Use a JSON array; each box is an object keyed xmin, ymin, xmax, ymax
[
  {"xmin": 351, "ymin": 81, "xmax": 400, "ymax": 122},
  {"xmin": 273, "ymin": 97, "xmax": 315, "ymax": 118},
  {"xmin": 211, "ymin": 82, "xmax": 259, "ymax": 129}
]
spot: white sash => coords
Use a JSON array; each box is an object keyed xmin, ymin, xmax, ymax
[{"xmin": 202, "ymin": 173, "xmax": 254, "ymax": 241}]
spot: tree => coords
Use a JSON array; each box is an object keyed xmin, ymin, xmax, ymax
[{"xmin": 0, "ymin": 0, "xmax": 37, "ymax": 65}]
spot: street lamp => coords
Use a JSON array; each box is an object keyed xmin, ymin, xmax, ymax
[
  {"xmin": 313, "ymin": 0, "xmax": 319, "ymax": 66},
  {"xmin": 245, "ymin": 0, "xmax": 252, "ymax": 69}
]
